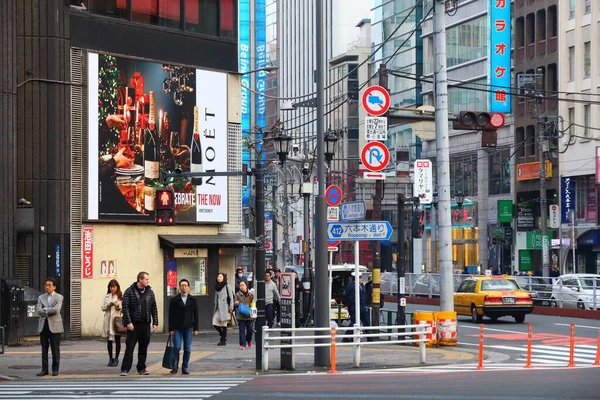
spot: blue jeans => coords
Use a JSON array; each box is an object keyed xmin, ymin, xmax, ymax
[
  {"xmin": 265, "ymin": 303, "xmax": 275, "ymax": 328},
  {"xmin": 172, "ymin": 328, "xmax": 193, "ymax": 371},
  {"xmin": 238, "ymin": 319, "xmax": 254, "ymax": 346}
]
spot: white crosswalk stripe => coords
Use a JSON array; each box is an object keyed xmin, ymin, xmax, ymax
[
  {"xmin": 489, "ymin": 344, "xmax": 598, "ymax": 365},
  {"xmin": 0, "ymin": 377, "xmax": 250, "ymax": 399}
]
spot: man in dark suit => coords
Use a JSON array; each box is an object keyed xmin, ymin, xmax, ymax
[
  {"xmin": 168, "ymin": 279, "xmax": 199, "ymax": 374},
  {"xmin": 36, "ymin": 277, "xmax": 64, "ymax": 376}
]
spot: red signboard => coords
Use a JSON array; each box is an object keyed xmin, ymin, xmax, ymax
[
  {"xmin": 82, "ymin": 226, "xmax": 94, "ymax": 279},
  {"xmin": 167, "ymin": 269, "xmax": 177, "ymax": 288}
]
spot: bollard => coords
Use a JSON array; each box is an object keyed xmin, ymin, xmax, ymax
[
  {"xmin": 328, "ymin": 327, "xmax": 338, "ymax": 373},
  {"xmin": 593, "ymin": 329, "xmax": 600, "ymax": 366},
  {"xmin": 262, "ymin": 325, "xmax": 269, "ymax": 372},
  {"xmin": 419, "ymin": 321, "xmax": 427, "ymax": 364},
  {"xmin": 353, "ymin": 323, "xmax": 361, "ymax": 368},
  {"xmin": 567, "ymin": 323, "xmax": 576, "ymax": 368},
  {"xmin": 476, "ymin": 324, "xmax": 485, "ymax": 370},
  {"xmin": 524, "ymin": 324, "xmax": 533, "ymax": 368}
]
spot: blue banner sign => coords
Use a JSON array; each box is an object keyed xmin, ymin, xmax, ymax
[
  {"xmin": 327, "ymin": 221, "xmax": 393, "ymax": 241},
  {"xmin": 255, "ymin": 0, "xmax": 267, "ymax": 161},
  {"xmin": 489, "ymin": 0, "xmax": 511, "ymax": 113},
  {"xmin": 561, "ymin": 176, "xmax": 575, "ymax": 223},
  {"xmin": 239, "ymin": 0, "xmax": 251, "ymax": 207}
]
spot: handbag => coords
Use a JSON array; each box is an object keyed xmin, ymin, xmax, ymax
[
  {"xmin": 162, "ymin": 336, "xmax": 178, "ymax": 370},
  {"xmin": 238, "ymin": 303, "xmax": 251, "ymax": 318},
  {"xmin": 113, "ymin": 316, "xmax": 127, "ymax": 334}
]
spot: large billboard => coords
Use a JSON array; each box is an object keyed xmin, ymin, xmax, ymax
[
  {"xmin": 87, "ymin": 52, "xmax": 228, "ymax": 223},
  {"xmin": 239, "ymin": 0, "xmax": 252, "ymax": 207}
]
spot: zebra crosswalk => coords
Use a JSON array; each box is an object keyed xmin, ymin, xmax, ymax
[
  {"xmin": 0, "ymin": 377, "xmax": 250, "ymax": 399},
  {"xmin": 490, "ymin": 344, "xmax": 599, "ymax": 365}
]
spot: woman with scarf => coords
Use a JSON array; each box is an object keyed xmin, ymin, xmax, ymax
[
  {"xmin": 101, "ymin": 279, "xmax": 123, "ymax": 366},
  {"xmin": 213, "ymin": 273, "xmax": 234, "ymax": 346},
  {"xmin": 234, "ymin": 280, "xmax": 254, "ymax": 350}
]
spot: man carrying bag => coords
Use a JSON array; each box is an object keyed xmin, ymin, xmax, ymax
[{"xmin": 167, "ymin": 279, "xmax": 199, "ymax": 374}]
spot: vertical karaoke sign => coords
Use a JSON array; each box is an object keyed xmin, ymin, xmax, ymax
[{"xmin": 489, "ymin": 0, "xmax": 511, "ymax": 113}]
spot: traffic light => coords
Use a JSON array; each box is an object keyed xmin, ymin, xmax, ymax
[
  {"xmin": 156, "ymin": 188, "xmax": 175, "ymax": 226},
  {"xmin": 412, "ymin": 209, "xmax": 425, "ymax": 239},
  {"xmin": 452, "ymin": 111, "xmax": 505, "ymax": 131}
]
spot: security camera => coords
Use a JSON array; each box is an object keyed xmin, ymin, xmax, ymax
[{"xmin": 292, "ymin": 144, "xmax": 299, "ymax": 155}]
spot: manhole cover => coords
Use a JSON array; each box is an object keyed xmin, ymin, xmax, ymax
[{"xmin": 9, "ymin": 365, "xmax": 39, "ymax": 370}]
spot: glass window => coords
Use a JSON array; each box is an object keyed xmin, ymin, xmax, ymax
[
  {"xmin": 569, "ymin": 46, "xmax": 575, "ymax": 81},
  {"xmin": 450, "ymin": 153, "xmax": 478, "ymax": 197},
  {"xmin": 569, "ymin": 0, "xmax": 575, "ymax": 19},
  {"xmin": 446, "ymin": 16, "xmax": 488, "ymax": 69},
  {"xmin": 466, "ymin": 280, "xmax": 477, "ymax": 293},
  {"xmin": 186, "ymin": 0, "xmax": 218, "ymax": 35},
  {"xmin": 480, "ymin": 279, "xmax": 519, "ymax": 291},
  {"xmin": 220, "ymin": 0, "xmax": 236, "ymax": 38},
  {"xmin": 448, "ymin": 79, "xmax": 487, "ymax": 116},
  {"xmin": 584, "ymin": 0, "xmax": 591, "ymax": 14},
  {"xmin": 568, "ymin": 107, "xmax": 575, "ymax": 136},
  {"xmin": 489, "ymin": 148, "xmax": 511, "ymax": 195},
  {"xmin": 174, "ymin": 257, "xmax": 209, "ymax": 296},
  {"xmin": 584, "ymin": 42, "xmax": 591, "ymax": 78},
  {"xmin": 131, "ymin": 0, "xmax": 181, "ymax": 29},
  {"xmin": 88, "ymin": 0, "xmax": 128, "ymax": 19},
  {"xmin": 584, "ymin": 105, "xmax": 591, "ymax": 137}
]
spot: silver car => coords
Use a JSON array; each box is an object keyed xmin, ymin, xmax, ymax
[{"xmin": 551, "ymin": 274, "xmax": 600, "ymax": 310}]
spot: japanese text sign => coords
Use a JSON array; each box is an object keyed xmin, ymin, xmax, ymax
[
  {"xmin": 489, "ymin": 0, "xmax": 511, "ymax": 113},
  {"xmin": 82, "ymin": 226, "xmax": 93, "ymax": 279},
  {"xmin": 414, "ymin": 159, "xmax": 433, "ymax": 204}
]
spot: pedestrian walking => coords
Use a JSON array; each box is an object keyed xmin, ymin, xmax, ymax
[
  {"xmin": 234, "ymin": 267, "xmax": 248, "ymax": 293},
  {"xmin": 168, "ymin": 279, "xmax": 199, "ymax": 374},
  {"xmin": 101, "ymin": 279, "xmax": 123, "ymax": 367},
  {"xmin": 265, "ymin": 271, "xmax": 280, "ymax": 328},
  {"xmin": 120, "ymin": 271, "xmax": 159, "ymax": 376},
  {"xmin": 36, "ymin": 277, "xmax": 64, "ymax": 377},
  {"xmin": 273, "ymin": 268, "xmax": 282, "ymax": 325},
  {"xmin": 213, "ymin": 273, "xmax": 234, "ymax": 346},
  {"xmin": 342, "ymin": 273, "xmax": 371, "ymax": 342},
  {"xmin": 292, "ymin": 271, "xmax": 304, "ymax": 327},
  {"xmin": 235, "ymin": 280, "xmax": 254, "ymax": 349}
]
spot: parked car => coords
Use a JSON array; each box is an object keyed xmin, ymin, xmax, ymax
[
  {"xmin": 454, "ymin": 276, "xmax": 533, "ymax": 323},
  {"xmin": 551, "ymin": 274, "xmax": 600, "ymax": 310},
  {"xmin": 514, "ymin": 276, "xmax": 553, "ymax": 306}
]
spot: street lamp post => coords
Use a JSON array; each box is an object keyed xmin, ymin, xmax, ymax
[
  {"xmin": 431, "ymin": 191, "xmax": 438, "ymax": 272},
  {"xmin": 455, "ymin": 190, "xmax": 465, "ymax": 210},
  {"xmin": 255, "ymin": 134, "xmax": 291, "ymax": 370}
]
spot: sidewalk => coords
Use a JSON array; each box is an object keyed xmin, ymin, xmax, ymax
[{"xmin": 0, "ymin": 329, "xmax": 476, "ymax": 380}]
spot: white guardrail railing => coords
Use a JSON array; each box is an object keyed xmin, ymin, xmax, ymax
[
  {"xmin": 261, "ymin": 322, "xmax": 430, "ymax": 372},
  {"xmin": 380, "ymin": 273, "xmax": 600, "ymax": 311}
]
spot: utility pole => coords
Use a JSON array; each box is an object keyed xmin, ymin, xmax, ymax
[
  {"xmin": 302, "ymin": 152, "xmax": 312, "ymax": 319},
  {"xmin": 254, "ymin": 162, "xmax": 266, "ymax": 370},
  {"xmin": 314, "ymin": 0, "xmax": 330, "ymax": 366},
  {"xmin": 433, "ymin": 0, "xmax": 454, "ymax": 311},
  {"xmin": 536, "ymin": 72, "xmax": 550, "ymax": 277},
  {"xmin": 371, "ymin": 63, "xmax": 387, "ymax": 328}
]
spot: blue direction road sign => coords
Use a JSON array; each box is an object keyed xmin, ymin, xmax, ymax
[
  {"xmin": 340, "ymin": 201, "xmax": 366, "ymax": 221},
  {"xmin": 327, "ymin": 221, "xmax": 393, "ymax": 241}
]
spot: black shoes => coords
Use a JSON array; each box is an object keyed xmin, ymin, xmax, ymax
[
  {"xmin": 107, "ymin": 358, "xmax": 119, "ymax": 367},
  {"xmin": 52, "ymin": 371, "xmax": 59, "ymax": 376},
  {"xmin": 182, "ymin": 370, "xmax": 189, "ymax": 375},
  {"xmin": 170, "ymin": 369, "xmax": 178, "ymax": 374},
  {"xmin": 36, "ymin": 371, "xmax": 48, "ymax": 377},
  {"xmin": 217, "ymin": 339, "xmax": 226, "ymax": 346}
]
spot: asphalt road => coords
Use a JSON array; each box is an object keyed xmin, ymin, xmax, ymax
[{"xmin": 216, "ymin": 367, "xmax": 599, "ymax": 400}]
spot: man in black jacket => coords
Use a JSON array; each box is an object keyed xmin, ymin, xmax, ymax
[
  {"xmin": 120, "ymin": 271, "xmax": 159, "ymax": 376},
  {"xmin": 168, "ymin": 279, "xmax": 199, "ymax": 374}
]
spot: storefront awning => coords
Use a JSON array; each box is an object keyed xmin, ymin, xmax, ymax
[{"xmin": 158, "ymin": 234, "xmax": 256, "ymax": 248}]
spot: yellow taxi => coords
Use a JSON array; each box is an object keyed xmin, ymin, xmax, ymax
[{"xmin": 454, "ymin": 275, "xmax": 533, "ymax": 323}]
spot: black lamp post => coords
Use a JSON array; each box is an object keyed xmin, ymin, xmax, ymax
[
  {"xmin": 273, "ymin": 134, "xmax": 293, "ymax": 164},
  {"xmin": 455, "ymin": 190, "xmax": 465, "ymax": 210},
  {"xmin": 256, "ymin": 135, "xmax": 290, "ymax": 370},
  {"xmin": 324, "ymin": 133, "xmax": 338, "ymax": 166}
]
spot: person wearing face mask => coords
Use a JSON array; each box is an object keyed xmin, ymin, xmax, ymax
[
  {"xmin": 101, "ymin": 279, "xmax": 123, "ymax": 367},
  {"xmin": 234, "ymin": 267, "xmax": 248, "ymax": 293}
]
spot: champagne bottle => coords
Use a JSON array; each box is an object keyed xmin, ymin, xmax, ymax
[
  {"xmin": 191, "ymin": 106, "xmax": 203, "ymax": 186},
  {"xmin": 144, "ymin": 91, "xmax": 159, "ymax": 212},
  {"xmin": 119, "ymin": 87, "xmax": 130, "ymax": 155}
]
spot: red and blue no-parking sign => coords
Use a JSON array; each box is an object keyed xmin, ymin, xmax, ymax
[{"xmin": 325, "ymin": 185, "xmax": 343, "ymax": 207}]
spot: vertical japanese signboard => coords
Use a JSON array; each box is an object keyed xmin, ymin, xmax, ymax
[
  {"xmin": 280, "ymin": 273, "xmax": 295, "ymax": 370},
  {"xmin": 561, "ymin": 176, "xmax": 575, "ymax": 223},
  {"xmin": 489, "ymin": 0, "xmax": 511, "ymax": 113},
  {"xmin": 82, "ymin": 226, "xmax": 93, "ymax": 279},
  {"xmin": 239, "ymin": 0, "xmax": 251, "ymax": 207},
  {"xmin": 414, "ymin": 159, "xmax": 433, "ymax": 204}
]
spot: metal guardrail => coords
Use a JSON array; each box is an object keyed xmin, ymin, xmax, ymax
[
  {"xmin": 380, "ymin": 273, "xmax": 600, "ymax": 311},
  {"xmin": 262, "ymin": 322, "xmax": 430, "ymax": 371}
]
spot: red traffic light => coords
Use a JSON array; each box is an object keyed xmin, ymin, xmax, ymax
[{"xmin": 453, "ymin": 111, "xmax": 505, "ymax": 131}]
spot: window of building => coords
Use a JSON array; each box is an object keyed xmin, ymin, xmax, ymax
[
  {"xmin": 547, "ymin": 63, "xmax": 558, "ymax": 93},
  {"xmin": 450, "ymin": 154, "xmax": 477, "ymax": 197},
  {"xmin": 489, "ymin": 148, "xmax": 511, "ymax": 195},
  {"xmin": 536, "ymin": 9, "xmax": 546, "ymax": 42},
  {"xmin": 169, "ymin": 257, "xmax": 209, "ymax": 296},
  {"xmin": 547, "ymin": 6, "xmax": 557, "ymax": 38},
  {"xmin": 584, "ymin": 104, "xmax": 591, "ymax": 137},
  {"xmin": 85, "ymin": 0, "xmax": 237, "ymax": 39},
  {"xmin": 448, "ymin": 79, "xmax": 487, "ymax": 116},
  {"xmin": 516, "ymin": 17, "xmax": 525, "ymax": 48},
  {"xmin": 525, "ymin": 13, "xmax": 535, "ymax": 46},
  {"xmin": 526, "ymin": 125, "xmax": 536, "ymax": 156},
  {"xmin": 516, "ymin": 127, "xmax": 525, "ymax": 158},
  {"xmin": 575, "ymin": 176, "xmax": 596, "ymax": 222},
  {"xmin": 569, "ymin": 0, "xmax": 575, "ymax": 19},
  {"xmin": 446, "ymin": 16, "xmax": 487, "ymax": 68},
  {"xmin": 585, "ymin": 0, "xmax": 591, "ymax": 14},
  {"xmin": 569, "ymin": 46, "xmax": 575, "ymax": 81},
  {"xmin": 568, "ymin": 107, "xmax": 575, "ymax": 137},
  {"xmin": 584, "ymin": 42, "xmax": 591, "ymax": 78}
]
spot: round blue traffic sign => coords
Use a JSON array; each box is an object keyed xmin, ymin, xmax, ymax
[{"xmin": 325, "ymin": 185, "xmax": 343, "ymax": 207}]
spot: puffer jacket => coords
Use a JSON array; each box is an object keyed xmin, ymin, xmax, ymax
[{"xmin": 122, "ymin": 282, "xmax": 159, "ymax": 326}]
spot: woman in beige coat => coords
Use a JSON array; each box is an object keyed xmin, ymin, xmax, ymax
[{"xmin": 101, "ymin": 279, "xmax": 123, "ymax": 367}]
